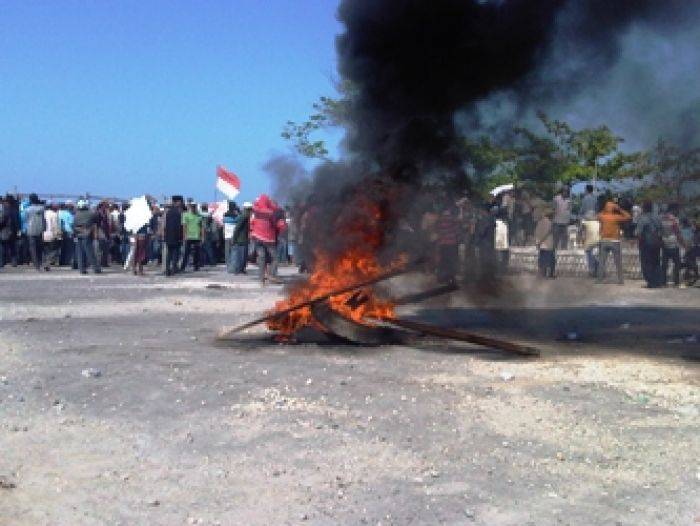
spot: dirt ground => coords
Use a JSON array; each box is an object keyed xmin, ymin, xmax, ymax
[{"xmin": 0, "ymin": 264, "xmax": 698, "ymax": 525}]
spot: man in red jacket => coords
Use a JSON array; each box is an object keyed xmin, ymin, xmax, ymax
[{"xmin": 251, "ymin": 194, "xmax": 286, "ymax": 284}]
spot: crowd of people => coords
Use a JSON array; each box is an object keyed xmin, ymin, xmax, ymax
[
  {"xmin": 1, "ymin": 186, "xmax": 698, "ymax": 289},
  {"xmin": 0, "ymin": 193, "xmax": 296, "ymax": 284},
  {"xmin": 419, "ymin": 184, "xmax": 699, "ymax": 288}
]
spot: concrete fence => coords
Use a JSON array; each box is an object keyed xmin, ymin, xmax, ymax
[{"xmin": 509, "ymin": 246, "xmax": 642, "ymax": 279}]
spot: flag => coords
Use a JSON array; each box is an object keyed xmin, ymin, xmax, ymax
[{"xmin": 216, "ymin": 165, "xmax": 240, "ymax": 199}]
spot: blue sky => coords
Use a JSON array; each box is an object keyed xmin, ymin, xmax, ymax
[{"xmin": 0, "ymin": 0, "xmax": 341, "ymax": 203}]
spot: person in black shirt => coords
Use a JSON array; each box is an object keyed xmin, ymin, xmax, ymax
[{"xmin": 163, "ymin": 200, "xmax": 183, "ymax": 276}]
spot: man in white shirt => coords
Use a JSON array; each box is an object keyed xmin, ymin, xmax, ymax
[
  {"xmin": 581, "ymin": 210, "xmax": 600, "ymax": 277},
  {"xmin": 42, "ymin": 203, "xmax": 62, "ymax": 270}
]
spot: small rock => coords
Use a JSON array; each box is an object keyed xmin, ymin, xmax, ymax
[
  {"xmin": 566, "ymin": 331, "xmax": 579, "ymax": 341},
  {"xmin": 556, "ymin": 452, "xmax": 566, "ymax": 461},
  {"xmin": 0, "ymin": 476, "xmax": 16, "ymax": 489},
  {"xmin": 500, "ymin": 371, "xmax": 515, "ymax": 382},
  {"xmin": 619, "ymin": 323, "xmax": 631, "ymax": 330},
  {"xmin": 305, "ymin": 378, "xmax": 313, "ymax": 385},
  {"xmin": 464, "ymin": 509, "xmax": 476, "ymax": 520},
  {"xmin": 147, "ymin": 499, "xmax": 160, "ymax": 506},
  {"xmin": 81, "ymin": 368, "xmax": 102, "ymax": 378},
  {"xmin": 0, "ymin": 376, "xmax": 8, "ymax": 385}
]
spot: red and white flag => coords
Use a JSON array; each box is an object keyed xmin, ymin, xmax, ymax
[{"xmin": 216, "ymin": 165, "xmax": 240, "ymax": 199}]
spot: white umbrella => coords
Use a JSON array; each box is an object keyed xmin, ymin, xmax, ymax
[
  {"xmin": 489, "ymin": 183, "xmax": 514, "ymax": 196},
  {"xmin": 124, "ymin": 196, "xmax": 152, "ymax": 234}
]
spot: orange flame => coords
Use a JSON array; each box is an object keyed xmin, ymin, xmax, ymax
[{"xmin": 267, "ymin": 199, "xmax": 404, "ymax": 336}]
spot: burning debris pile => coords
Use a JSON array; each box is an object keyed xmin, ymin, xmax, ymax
[{"xmin": 248, "ymin": 0, "xmax": 695, "ymax": 350}]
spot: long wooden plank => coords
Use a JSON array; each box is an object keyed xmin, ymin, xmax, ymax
[{"xmin": 377, "ymin": 316, "xmax": 540, "ymax": 357}]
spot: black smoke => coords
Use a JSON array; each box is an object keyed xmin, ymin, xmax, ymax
[{"xmin": 336, "ymin": 0, "xmax": 698, "ymax": 182}]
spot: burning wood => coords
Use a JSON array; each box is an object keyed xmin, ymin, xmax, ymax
[
  {"xmin": 375, "ymin": 316, "xmax": 540, "ymax": 357},
  {"xmin": 219, "ymin": 264, "xmax": 412, "ymax": 337}
]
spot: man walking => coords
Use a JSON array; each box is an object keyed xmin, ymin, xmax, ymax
[
  {"xmin": 596, "ymin": 200, "xmax": 631, "ymax": 284},
  {"xmin": 251, "ymin": 194, "xmax": 285, "ymax": 284}
]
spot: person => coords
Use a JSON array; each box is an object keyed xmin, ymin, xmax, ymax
[
  {"xmin": 164, "ymin": 199, "xmax": 183, "ymax": 276},
  {"xmin": 199, "ymin": 203, "xmax": 216, "ymax": 266},
  {"xmin": 73, "ymin": 199, "xmax": 101, "ymax": 274},
  {"xmin": 147, "ymin": 204, "xmax": 161, "ymax": 265},
  {"xmin": 0, "ymin": 195, "xmax": 20, "ymax": 268},
  {"xmin": 596, "ymin": 200, "xmax": 631, "ymax": 284},
  {"xmin": 118, "ymin": 204, "xmax": 130, "ymax": 266},
  {"xmin": 494, "ymin": 213, "xmax": 510, "ymax": 273},
  {"xmin": 286, "ymin": 207, "xmax": 297, "ymax": 265},
  {"xmin": 181, "ymin": 203, "xmax": 203, "ymax": 272},
  {"xmin": 251, "ymin": 194, "xmax": 285, "ymax": 284},
  {"xmin": 635, "ymin": 201, "xmax": 663, "ymax": 288},
  {"xmin": 473, "ymin": 205, "xmax": 497, "ymax": 281},
  {"xmin": 580, "ymin": 184, "xmax": 597, "ymax": 218},
  {"xmin": 0, "ymin": 196, "xmax": 14, "ymax": 268},
  {"xmin": 553, "ymin": 187, "xmax": 571, "ymax": 250},
  {"xmin": 660, "ymin": 203, "xmax": 685, "ymax": 287},
  {"xmin": 534, "ymin": 210, "xmax": 555, "ymax": 278},
  {"xmin": 25, "ymin": 193, "xmax": 46, "ymax": 271},
  {"xmin": 133, "ymin": 222, "xmax": 148, "ymax": 276},
  {"xmin": 42, "ymin": 203, "xmax": 62, "ymax": 270},
  {"xmin": 95, "ymin": 201, "xmax": 111, "ymax": 267},
  {"xmin": 580, "ymin": 210, "xmax": 600, "ymax": 278},
  {"xmin": 274, "ymin": 206, "xmax": 288, "ymax": 265},
  {"xmin": 58, "ymin": 202, "xmax": 76, "ymax": 267},
  {"xmin": 435, "ymin": 204, "xmax": 460, "ymax": 283},
  {"xmin": 231, "ymin": 201, "xmax": 252, "ymax": 274},
  {"xmin": 222, "ymin": 201, "xmax": 239, "ymax": 271}
]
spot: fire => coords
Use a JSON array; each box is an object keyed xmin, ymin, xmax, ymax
[{"xmin": 267, "ymin": 198, "xmax": 405, "ymax": 336}]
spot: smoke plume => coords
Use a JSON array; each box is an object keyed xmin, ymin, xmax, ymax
[{"xmin": 336, "ymin": 0, "xmax": 698, "ymax": 184}]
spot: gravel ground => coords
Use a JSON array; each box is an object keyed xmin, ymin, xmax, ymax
[{"xmin": 0, "ymin": 264, "xmax": 698, "ymax": 525}]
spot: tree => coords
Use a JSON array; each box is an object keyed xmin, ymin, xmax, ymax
[
  {"xmin": 639, "ymin": 139, "xmax": 700, "ymax": 204},
  {"xmin": 280, "ymin": 81, "xmax": 353, "ymax": 160}
]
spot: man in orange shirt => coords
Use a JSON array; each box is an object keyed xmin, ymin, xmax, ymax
[{"xmin": 596, "ymin": 200, "xmax": 631, "ymax": 284}]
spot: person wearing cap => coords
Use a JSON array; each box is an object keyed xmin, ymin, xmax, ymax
[
  {"xmin": 230, "ymin": 201, "xmax": 252, "ymax": 274},
  {"xmin": 73, "ymin": 199, "xmax": 101, "ymax": 274}
]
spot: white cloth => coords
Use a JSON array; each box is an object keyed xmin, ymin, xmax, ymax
[
  {"xmin": 124, "ymin": 196, "xmax": 152, "ymax": 234},
  {"xmin": 43, "ymin": 209, "xmax": 61, "ymax": 242},
  {"xmin": 224, "ymin": 223, "xmax": 235, "ymax": 240}
]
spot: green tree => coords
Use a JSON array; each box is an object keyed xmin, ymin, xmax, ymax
[{"xmin": 280, "ymin": 81, "xmax": 353, "ymax": 159}]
